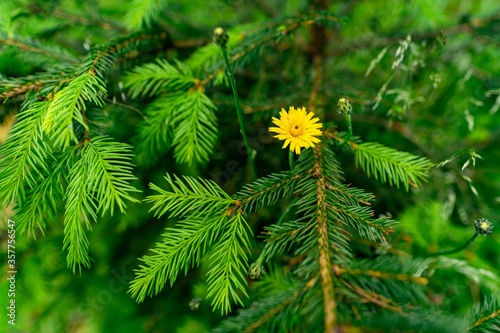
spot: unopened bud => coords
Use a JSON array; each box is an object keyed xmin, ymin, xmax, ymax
[
  {"xmin": 248, "ymin": 262, "xmax": 263, "ymax": 280},
  {"xmin": 213, "ymin": 27, "xmax": 229, "ymax": 48},
  {"xmin": 337, "ymin": 98, "xmax": 352, "ymax": 117},
  {"xmin": 189, "ymin": 298, "xmax": 202, "ymax": 311}
]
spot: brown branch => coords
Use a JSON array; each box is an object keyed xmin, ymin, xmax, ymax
[
  {"xmin": 312, "ymin": 144, "xmax": 337, "ymax": 332},
  {"xmin": 342, "ymin": 280, "xmax": 404, "ymax": 313},
  {"xmin": 0, "ymin": 83, "xmax": 40, "ymax": 102},
  {"xmin": 333, "ymin": 265, "xmax": 428, "ymax": 285},
  {"xmin": 352, "ymin": 237, "xmax": 411, "ymax": 257},
  {"xmin": 467, "ymin": 308, "xmax": 500, "ymax": 331},
  {"xmin": 0, "ymin": 38, "xmax": 77, "ymax": 63},
  {"xmin": 54, "ymin": 10, "xmax": 128, "ymax": 33},
  {"xmin": 235, "ymin": 173, "xmax": 303, "ymax": 209}
]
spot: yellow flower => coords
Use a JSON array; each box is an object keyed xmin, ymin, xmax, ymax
[{"xmin": 269, "ymin": 106, "xmax": 322, "ymax": 154}]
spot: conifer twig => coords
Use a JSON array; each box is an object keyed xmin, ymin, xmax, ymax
[{"xmin": 313, "ymin": 144, "xmax": 337, "ymax": 331}]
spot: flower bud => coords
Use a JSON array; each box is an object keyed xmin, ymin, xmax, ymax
[
  {"xmin": 248, "ymin": 262, "xmax": 263, "ymax": 280},
  {"xmin": 189, "ymin": 297, "xmax": 202, "ymax": 311},
  {"xmin": 213, "ymin": 27, "xmax": 229, "ymax": 48},
  {"xmin": 474, "ymin": 218, "xmax": 493, "ymax": 235},
  {"xmin": 337, "ymin": 98, "xmax": 352, "ymax": 117}
]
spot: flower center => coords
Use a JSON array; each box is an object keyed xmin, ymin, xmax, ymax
[{"xmin": 290, "ymin": 123, "xmax": 304, "ymax": 137}]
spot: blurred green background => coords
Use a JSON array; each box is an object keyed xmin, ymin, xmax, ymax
[{"xmin": 1, "ymin": 0, "xmax": 499, "ymax": 332}]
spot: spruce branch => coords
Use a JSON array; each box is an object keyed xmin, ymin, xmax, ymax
[
  {"xmin": 124, "ymin": 0, "xmax": 167, "ymax": 30},
  {"xmin": 83, "ymin": 137, "xmax": 141, "ymax": 216},
  {"xmin": 202, "ymin": 12, "xmax": 341, "ymax": 86},
  {"xmin": 354, "ymin": 142, "xmax": 432, "ymax": 191},
  {"xmin": 132, "ymin": 95, "xmax": 177, "ymax": 166},
  {"xmin": 206, "ymin": 213, "xmax": 252, "ymax": 314},
  {"xmin": 0, "ymin": 100, "xmax": 51, "ymax": 205},
  {"xmin": 342, "ymin": 280, "xmax": 403, "ymax": 313},
  {"xmin": 64, "ymin": 152, "xmax": 98, "ymax": 274},
  {"xmin": 123, "ymin": 58, "xmax": 195, "ymax": 99},
  {"xmin": 129, "ymin": 214, "xmax": 226, "ymax": 302},
  {"xmin": 0, "ymin": 33, "xmax": 78, "ymax": 63},
  {"xmin": 131, "ymin": 88, "xmax": 218, "ymax": 165},
  {"xmin": 233, "ymin": 171, "xmax": 303, "ymax": 213},
  {"xmin": 171, "ymin": 89, "xmax": 218, "ymax": 164},
  {"xmin": 13, "ymin": 151, "xmax": 70, "ymax": 239},
  {"xmin": 42, "ymin": 72, "xmax": 106, "ymax": 147},
  {"xmin": 134, "ymin": 175, "xmax": 252, "ymax": 314},
  {"xmin": 63, "ymin": 137, "xmax": 140, "ymax": 272},
  {"xmin": 312, "ymin": 144, "xmax": 338, "ymax": 331},
  {"xmin": 145, "ymin": 173, "xmax": 234, "ymax": 219}
]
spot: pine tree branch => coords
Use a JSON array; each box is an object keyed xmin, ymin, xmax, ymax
[
  {"xmin": 0, "ymin": 82, "xmax": 41, "ymax": 102},
  {"xmin": 129, "ymin": 214, "xmax": 225, "ymax": 302},
  {"xmin": 124, "ymin": 0, "xmax": 167, "ymax": 30},
  {"xmin": 332, "ymin": 265, "xmax": 428, "ymax": 285},
  {"xmin": 42, "ymin": 72, "xmax": 106, "ymax": 147},
  {"xmin": 0, "ymin": 100, "xmax": 51, "ymax": 205},
  {"xmin": 233, "ymin": 171, "xmax": 303, "ymax": 213},
  {"xmin": 206, "ymin": 213, "xmax": 252, "ymax": 314},
  {"xmin": 312, "ymin": 144, "xmax": 337, "ymax": 332},
  {"xmin": 145, "ymin": 173, "xmax": 234, "ymax": 219}
]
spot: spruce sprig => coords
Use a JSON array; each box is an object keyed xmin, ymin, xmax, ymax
[{"xmin": 355, "ymin": 142, "xmax": 433, "ymax": 191}]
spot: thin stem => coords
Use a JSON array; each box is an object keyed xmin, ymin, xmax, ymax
[
  {"xmin": 338, "ymin": 114, "xmax": 352, "ymax": 148},
  {"xmin": 346, "ymin": 114, "xmax": 352, "ymax": 143},
  {"xmin": 220, "ymin": 46, "xmax": 258, "ymax": 180},
  {"xmin": 428, "ymin": 232, "xmax": 479, "ymax": 257},
  {"xmin": 289, "ymin": 150, "xmax": 295, "ymax": 170}
]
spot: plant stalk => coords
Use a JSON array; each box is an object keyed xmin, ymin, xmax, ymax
[
  {"xmin": 220, "ymin": 47, "xmax": 258, "ymax": 180},
  {"xmin": 289, "ymin": 150, "xmax": 295, "ymax": 170},
  {"xmin": 429, "ymin": 232, "xmax": 479, "ymax": 257}
]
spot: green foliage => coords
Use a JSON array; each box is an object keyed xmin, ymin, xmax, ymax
[
  {"xmin": 131, "ymin": 175, "xmax": 251, "ymax": 314},
  {"xmin": 64, "ymin": 137, "xmax": 140, "ymax": 272},
  {"xmin": 146, "ymin": 173, "xmax": 233, "ymax": 219},
  {"xmin": 1, "ymin": 0, "xmax": 499, "ymax": 332},
  {"xmin": 0, "ymin": 100, "xmax": 51, "ymax": 205},
  {"xmin": 355, "ymin": 142, "xmax": 433, "ymax": 191},
  {"xmin": 125, "ymin": 59, "xmax": 218, "ymax": 165},
  {"xmin": 124, "ymin": 0, "xmax": 167, "ymax": 30},
  {"xmin": 124, "ymin": 59, "xmax": 195, "ymax": 99},
  {"xmin": 171, "ymin": 89, "xmax": 218, "ymax": 164},
  {"xmin": 43, "ymin": 72, "xmax": 107, "ymax": 147}
]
